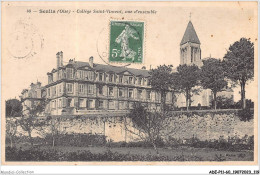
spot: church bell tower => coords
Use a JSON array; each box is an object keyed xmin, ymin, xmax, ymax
[{"xmin": 180, "ymin": 21, "xmax": 201, "ymax": 65}]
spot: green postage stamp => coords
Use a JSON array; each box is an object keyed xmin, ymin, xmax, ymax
[{"xmin": 109, "ymin": 21, "xmax": 144, "ymax": 63}]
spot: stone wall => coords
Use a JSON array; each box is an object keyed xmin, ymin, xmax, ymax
[{"xmin": 17, "ymin": 111, "xmax": 254, "ymax": 143}]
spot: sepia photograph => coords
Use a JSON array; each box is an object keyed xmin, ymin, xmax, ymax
[{"xmin": 1, "ymin": 1, "xmax": 258, "ymax": 168}]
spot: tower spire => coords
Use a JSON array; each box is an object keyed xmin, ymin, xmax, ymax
[
  {"xmin": 180, "ymin": 20, "xmax": 201, "ymax": 65},
  {"xmin": 189, "ymin": 12, "xmax": 192, "ymax": 21}
]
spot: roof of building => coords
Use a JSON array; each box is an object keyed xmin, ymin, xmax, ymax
[
  {"xmin": 180, "ymin": 21, "xmax": 200, "ymax": 45},
  {"xmin": 64, "ymin": 61, "xmax": 150, "ymax": 77}
]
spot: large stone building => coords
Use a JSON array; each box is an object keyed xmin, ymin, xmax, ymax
[
  {"xmin": 175, "ymin": 20, "xmax": 233, "ymax": 108},
  {"xmin": 45, "ymin": 52, "xmax": 174, "ymax": 115},
  {"xmin": 20, "ymin": 82, "xmax": 45, "ymax": 115}
]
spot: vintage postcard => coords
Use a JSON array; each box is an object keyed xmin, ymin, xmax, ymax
[{"xmin": 1, "ymin": 1, "xmax": 258, "ymax": 168}]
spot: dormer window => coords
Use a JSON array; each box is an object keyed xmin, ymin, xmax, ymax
[
  {"xmin": 48, "ymin": 75, "xmax": 53, "ymax": 84},
  {"xmin": 67, "ymin": 68, "xmax": 73, "ymax": 79},
  {"xmin": 99, "ymin": 73, "xmax": 103, "ymax": 81},
  {"xmin": 147, "ymin": 79, "xmax": 151, "ymax": 86},
  {"xmin": 119, "ymin": 76, "xmax": 123, "ymax": 83},
  {"xmin": 78, "ymin": 70, "xmax": 83, "ymax": 79},
  {"xmin": 138, "ymin": 78, "xmax": 142, "ymax": 85},
  {"xmin": 109, "ymin": 74, "xmax": 113, "ymax": 82},
  {"xmin": 129, "ymin": 77, "xmax": 133, "ymax": 84},
  {"xmin": 88, "ymin": 71, "xmax": 94, "ymax": 80}
]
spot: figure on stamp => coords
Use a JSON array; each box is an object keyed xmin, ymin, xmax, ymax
[{"xmin": 115, "ymin": 24, "xmax": 139, "ymax": 61}]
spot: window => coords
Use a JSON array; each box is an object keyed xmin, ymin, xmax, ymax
[
  {"xmin": 78, "ymin": 70, "xmax": 84, "ymax": 79},
  {"xmin": 59, "ymin": 84, "xmax": 62, "ymax": 93},
  {"xmin": 79, "ymin": 84, "xmax": 84, "ymax": 93},
  {"xmin": 109, "ymin": 74, "xmax": 113, "ymax": 82},
  {"xmin": 129, "ymin": 77, "xmax": 133, "ymax": 84},
  {"xmin": 98, "ymin": 85, "xmax": 103, "ymax": 95},
  {"xmin": 48, "ymin": 88, "xmax": 50, "ymax": 97},
  {"xmin": 137, "ymin": 89, "xmax": 142, "ymax": 99},
  {"xmin": 119, "ymin": 76, "xmax": 123, "ymax": 83},
  {"xmin": 155, "ymin": 92, "xmax": 159, "ymax": 101},
  {"xmin": 67, "ymin": 98, "xmax": 73, "ymax": 107},
  {"xmin": 58, "ymin": 70, "xmax": 63, "ymax": 80},
  {"xmin": 58, "ymin": 99, "xmax": 62, "ymax": 108},
  {"xmin": 67, "ymin": 68, "xmax": 73, "ymax": 79},
  {"xmin": 48, "ymin": 75, "xmax": 53, "ymax": 83},
  {"xmin": 66, "ymin": 83, "xmax": 73, "ymax": 93},
  {"xmin": 108, "ymin": 100, "xmax": 114, "ymax": 109},
  {"xmin": 88, "ymin": 71, "xmax": 94, "ymax": 80},
  {"xmin": 128, "ymin": 89, "xmax": 133, "ymax": 98},
  {"xmin": 62, "ymin": 98, "xmax": 66, "ymax": 107},
  {"xmin": 119, "ymin": 88, "xmax": 124, "ymax": 97},
  {"xmin": 52, "ymin": 100, "xmax": 55, "ymax": 109},
  {"xmin": 147, "ymin": 80, "xmax": 151, "ymax": 86},
  {"xmin": 98, "ymin": 100, "xmax": 104, "ymax": 109},
  {"xmin": 79, "ymin": 99, "xmax": 84, "ymax": 107},
  {"xmin": 53, "ymin": 86, "xmax": 57, "ymax": 96},
  {"xmin": 88, "ymin": 84, "xmax": 94, "ymax": 94},
  {"xmin": 129, "ymin": 102, "xmax": 134, "ymax": 109},
  {"xmin": 146, "ymin": 90, "xmax": 151, "ymax": 99},
  {"xmin": 53, "ymin": 73, "xmax": 58, "ymax": 82},
  {"xmin": 166, "ymin": 92, "xmax": 171, "ymax": 102},
  {"xmin": 119, "ymin": 101, "xmax": 125, "ymax": 110},
  {"xmin": 87, "ymin": 100, "xmax": 95, "ymax": 109},
  {"xmin": 99, "ymin": 73, "xmax": 103, "ymax": 81},
  {"xmin": 138, "ymin": 78, "xmax": 142, "ymax": 85},
  {"xmin": 109, "ymin": 87, "xmax": 114, "ymax": 96}
]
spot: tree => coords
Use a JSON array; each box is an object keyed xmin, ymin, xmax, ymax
[
  {"xmin": 174, "ymin": 64, "xmax": 201, "ymax": 111},
  {"xmin": 200, "ymin": 58, "xmax": 228, "ymax": 110},
  {"xmin": 46, "ymin": 116, "xmax": 68, "ymax": 148},
  {"xmin": 6, "ymin": 118, "xmax": 18, "ymax": 148},
  {"xmin": 18, "ymin": 99, "xmax": 46, "ymax": 147},
  {"xmin": 149, "ymin": 65, "xmax": 174, "ymax": 112},
  {"xmin": 213, "ymin": 96, "xmax": 234, "ymax": 109},
  {"xmin": 223, "ymin": 38, "xmax": 254, "ymax": 109},
  {"xmin": 125, "ymin": 103, "xmax": 172, "ymax": 155},
  {"xmin": 6, "ymin": 99, "xmax": 22, "ymax": 117}
]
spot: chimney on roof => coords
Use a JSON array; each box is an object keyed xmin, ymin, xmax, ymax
[
  {"xmin": 37, "ymin": 81, "xmax": 41, "ymax": 88},
  {"xmin": 30, "ymin": 83, "xmax": 35, "ymax": 88},
  {"xmin": 56, "ymin": 52, "xmax": 60, "ymax": 69},
  {"xmin": 60, "ymin": 51, "xmax": 63, "ymax": 67},
  {"xmin": 89, "ymin": 56, "xmax": 94, "ymax": 68},
  {"xmin": 142, "ymin": 66, "xmax": 146, "ymax": 70},
  {"xmin": 56, "ymin": 51, "xmax": 63, "ymax": 68}
]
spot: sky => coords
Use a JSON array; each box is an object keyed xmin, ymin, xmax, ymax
[{"xmin": 2, "ymin": 1, "xmax": 258, "ymax": 102}]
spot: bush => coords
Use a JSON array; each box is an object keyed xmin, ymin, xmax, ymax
[
  {"xmin": 45, "ymin": 133, "xmax": 106, "ymax": 147},
  {"xmin": 5, "ymin": 147, "xmax": 192, "ymax": 161},
  {"xmin": 234, "ymin": 99, "xmax": 254, "ymax": 109},
  {"xmin": 165, "ymin": 135, "xmax": 254, "ymax": 151},
  {"xmin": 238, "ymin": 108, "xmax": 253, "ymax": 121}
]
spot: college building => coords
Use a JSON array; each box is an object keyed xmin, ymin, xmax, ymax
[{"xmin": 44, "ymin": 53, "xmax": 174, "ymax": 115}]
